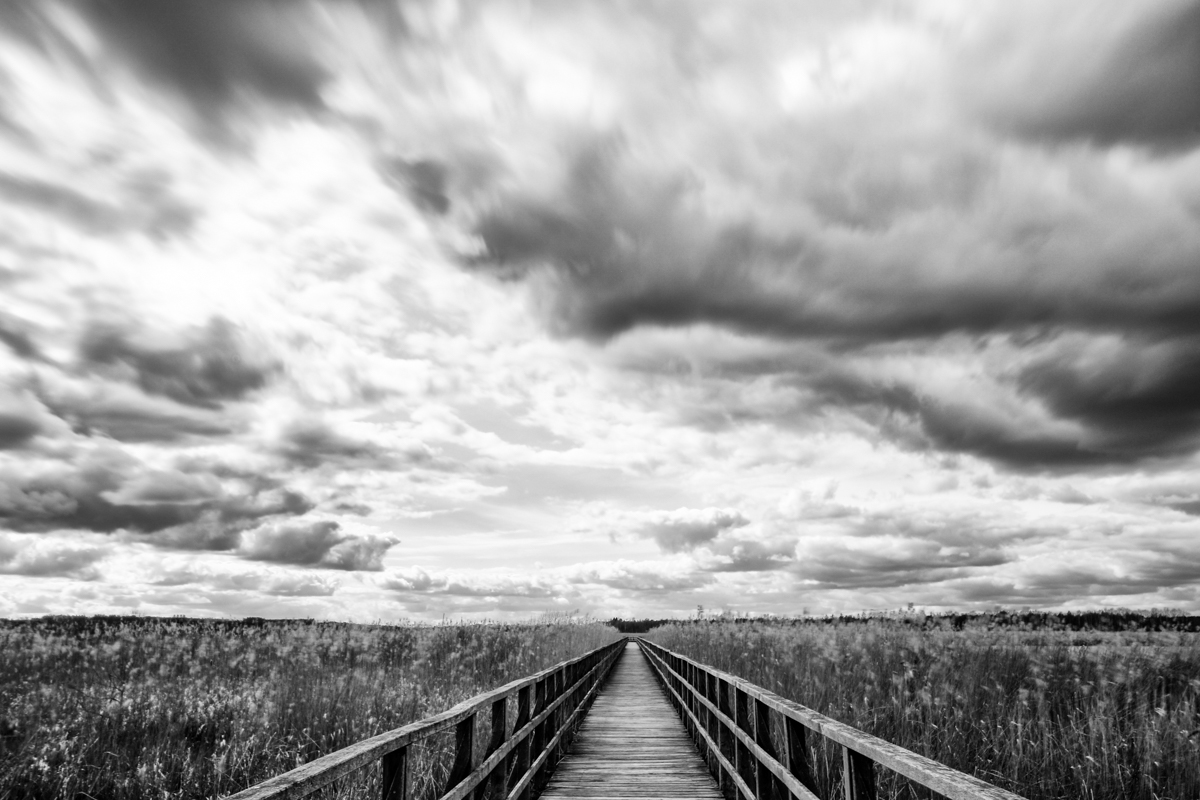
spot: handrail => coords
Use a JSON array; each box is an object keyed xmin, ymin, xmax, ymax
[
  {"xmin": 637, "ymin": 638, "xmax": 1027, "ymax": 800},
  {"xmin": 225, "ymin": 638, "xmax": 627, "ymax": 800}
]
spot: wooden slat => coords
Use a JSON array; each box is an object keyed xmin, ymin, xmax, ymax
[
  {"xmin": 639, "ymin": 640, "xmax": 1027, "ymax": 800},
  {"xmin": 540, "ymin": 642, "xmax": 725, "ymax": 800}
]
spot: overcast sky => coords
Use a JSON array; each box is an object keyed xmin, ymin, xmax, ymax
[{"xmin": 2, "ymin": 0, "xmax": 1199, "ymax": 621}]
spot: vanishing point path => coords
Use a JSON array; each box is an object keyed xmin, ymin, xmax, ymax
[{"xmin": 539, "ymin": 642, "xmax": 724, "ymax": 800}]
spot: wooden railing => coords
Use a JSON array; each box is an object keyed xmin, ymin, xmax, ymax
[
  {"xmin": 638, "ymin": 639, "xmax": 1026, "ymax": 800},
  {"xmin": 225, "ymin": 638, "xmax": 626, "ymax": 800}
]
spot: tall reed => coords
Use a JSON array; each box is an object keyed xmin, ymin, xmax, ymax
[
  {"xmin": 0, "ymin": 615, "xmax": 620, "ymax": 800},
  {"xmin": 648, "ymin": 620, "xmax": 1200, "ymax": 800}
]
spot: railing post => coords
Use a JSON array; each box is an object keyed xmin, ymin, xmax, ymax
[
  {"xmin": 784, "ymin": 717, "xmax": 815, "ymax": 795},
  {"xmin": 480, "ymin": 696, "xmax": 507, "ymax": 800},
  {"xmin": 754, "ymin": 699, "xmax": 782, "ymax": 800},
  {"xmin": 508, "ymin": 685, "xmax": 532, "ymax": 797},
  {"xmin": 717, "ymin": 677, "xmax": 736, "ymax": 797},
  {"xmin": 704, "ymin": 672, "xmax": 721, "ymax": 785},
  {"xmin": 527, "ymin": 677, "xmax": 549, "ymax": 797},
  {"xmin": 444, "ymin": 713, "xmax": 476, "ymax": 795},
  {"xmin": 381, "ymin": 745, "xmax": 407, "ymax": 800},
  {"xmin": 735, "ymin": 688, "xmax": 755, "ymax": 796},
  {"xmin": 842, "ymin": 746, "xmax": 876, "ymax": 800}
]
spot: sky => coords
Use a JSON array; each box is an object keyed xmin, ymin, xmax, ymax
[{"xmin": 1, "ymin": 0, "xmax": 1200, "ymax": 621}]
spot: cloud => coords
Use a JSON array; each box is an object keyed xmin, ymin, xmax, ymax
[
  {"xmin": 0, "ymin": 391, "xmax": 46, "ymax": 450},
  {"xmin": 0, "ymin": 534, "xmax": 108, "ymax": 579},
  {"xmin": 702, "ymin": 538, "xmax": 797, "ymax": 573},
  {"xmin": 638, "ymin": 507, "xmax": 750, "ymax": 553},
  {"xmin": 380, "ymin": 158, "xmax": 451, "ymax": 215},
  {"xmin": 1017, "ymin": 334, "xmax": 1200, "ymax": 459},
  {"xmin": 70, "ymin": 0, "xmax": 333, "ymax": 134},
  {"xmin": 79, "ymin": 318, "xmax": 276, "ymax": 410},
  {"xmin": 562, "ymin": 560, "xmax": 711, "ymax": 592},
  {"xmin": 238, "ymin": 519, "xmax": 397, "ymax": 570},
  {"xmin": 155, "ymin": 561, "xmax": 340, "ymax": 597},
  {"xmin": 381, "ymin": 566, "xmax": 560, "ymax": 597},
  {"xmin": 971, "ymin": 1, "xmax": 1200, "ymax": 150},
  {"xmin": 273, "ymin": 417, "xmax": 426, "ymax": 469},
  {"xmin": 0, "ymin": 171, "xmax": 196, "ymax": 239},
  {"xmin": 0, "ymin": 450, "xmax": 314, "ymax": 549}
]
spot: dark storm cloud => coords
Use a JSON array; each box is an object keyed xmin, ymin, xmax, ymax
[
  {"xmin": 50, "ymin": 400, "xmax": 237, "ymax": 443},
  {"xmin": 470, "ymin": 136, "xmax": 1200, "ymax": 469},
  {"xmin": 472, "ymin": 141, "xmax": 1200, "ymax": 342},
  {"xmin": 79, "ymin": 318, "xmax": 276, "ymax": 410},
  {"xmin": 0, "ymin": 325, "xmax": 40, "ymax": 360},
  {"xmin": 239, "ymin": 519, "xmax": 397, "ymax": 570},
  {"xmin": 1018, "ymin": 335, "xmax": 1200, "ymax": 459},
  {"xmin": 76, "ymin": 0, "xmax": 330, "ymax": 120},
  {"xmin": 0, "ymin": 410, "xmax": 40, "ymax": 450},
  {"xmin": 0, "ymin": 452, "xmax": 314, "ymax": 549},
  {"xmin": 981, "ymin": 2, "xmax": 1200, "ymax": 150},
  {"xmin": 794, "ymin": 539, "xmax": 1009, "ymax": 590},
  {"xmin": 274, "ymin": 418, "xmax": 407, "ymax": 469},
  {"xmin": 380, "ymin": 158, "xmax": 451, "ymax": 215}
]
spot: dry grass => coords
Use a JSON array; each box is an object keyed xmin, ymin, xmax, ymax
[
  {"xmin": 0, "ymin": 614, "xmax": 620, "ymax": 800},
  {"xmin": 647, "ymin": 618, "xmax": 1200, "ymax": 800}
]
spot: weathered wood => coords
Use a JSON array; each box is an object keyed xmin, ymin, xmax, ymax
[
  {"xmin": 541, "ymin": 643, "xmax": 724, "ymax": 800},
  {"xmin": 508, "ymin": 686, "xmax": 531, "ymax": 795},
  {"xmin": 442, "ymin": 646, "xmax": 625, "ymax": 800},
  {"xmin": 445, "ymin": 713, "xmax": 476, "ymax": 795},
  {"xmin": 843, "ymin": 745, "xmax": 877, "ymax": 800},
  {"xmin": 755, "ymin": 698, "xmax": 782, "ymax": 800},
  {"xmin": 381, "ymin": 745, "xmax": 407, "ymax": 800},
  {"xmin": 639, "ymin": 639, "xmax": 1027, "ymax": 800},
  {"xmin": 785, "ymin": 715, "xmax": 815, "ymax": 795},
  {"xmin": 642, "ymin": 646, "xmax": 820, "ymax": 800},
  {"xmin": 480, "ymin": 696, "xmax": 507, "ymax": 800},
  {"xmin": 734, "ymin": 687, "xmax": 756, "ymax": 792}
]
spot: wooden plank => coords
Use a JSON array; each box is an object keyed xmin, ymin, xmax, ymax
[{"xmin": 539, "ymin": 642, "xmax": 724, "ymax": 800}]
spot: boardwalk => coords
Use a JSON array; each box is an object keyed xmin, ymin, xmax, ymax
[
  {"xmin": 227, "ymin": 637, "xmax": 1027, "ymax": 800},
  {"xmin": 539, "ymin": 642, "xmax": 724, "ymax": 800}
]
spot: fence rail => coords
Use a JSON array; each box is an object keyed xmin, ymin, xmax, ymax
[
  {"xmin": 638, "ymin": 638, "xmax": 1027, "ymax": 800},
  {"xmin": 225, "ymin": 638, "xmax": 626, "ymax": 800}
]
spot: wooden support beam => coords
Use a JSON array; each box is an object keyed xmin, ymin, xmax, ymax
[
  {"xmin": 445, "ymin": 713, "xmax": 476, "ymax": 795},
  {"xmin": 479, "ymin": 696, "xmax": 507, "ymax": 800},
  {"xmin": 381, "ymin": 746, "xmax": 407, "ymax": 800},
  {"xmin": 785, "ymin": 716, "xmax": 816, "ymax": 796},
  {"xmin": 843, "ymin": 746, "xmax": 877, "ymax": 800}
]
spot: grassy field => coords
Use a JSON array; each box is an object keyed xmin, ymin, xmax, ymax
[
  {"xmin": 647, "ymin": 615, "xmax": 1200, "ymax": 800},
  {"xmin": 0, "ymin": 615, "xmax": 621, "ymax": 800}
]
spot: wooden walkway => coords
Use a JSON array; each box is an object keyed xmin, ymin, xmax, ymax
[{"xmin": 539, "ymin": 642, "xmax": 723, "ymax": 800}]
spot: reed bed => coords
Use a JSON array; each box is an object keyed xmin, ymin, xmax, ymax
[
  {"xmin": 0, "ymin": 615, "xmax": 620, "ymax": 800},
  {"xmin": 647, "ymin": 618, "xmax": 1200, "ymax": 800}
]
